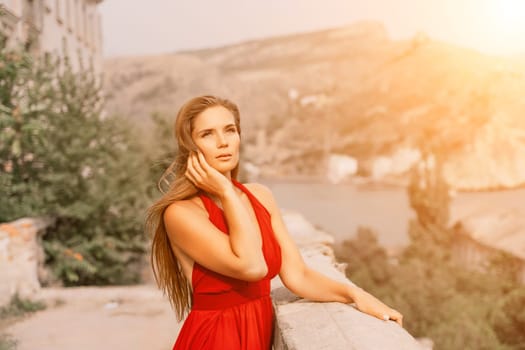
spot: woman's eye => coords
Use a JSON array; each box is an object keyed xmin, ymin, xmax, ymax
[
  {"xmin": 201, "ymin": 132, "xmax": 211, "ymax": 137},
  {"xmin": 227, "ymin": 128, "xmax": 236, "ymax": 133}
]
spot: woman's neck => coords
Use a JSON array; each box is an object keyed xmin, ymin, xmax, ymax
[{"xmin": 205, "ymin": 178, "xmax": 241, "ymax": 206}]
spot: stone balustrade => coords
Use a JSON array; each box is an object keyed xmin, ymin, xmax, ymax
[
  {"xmin": 272, "ymin": 210, "xmax": 424, "ymax": 350},
  {"xmin": 0, "ymin": 212, "xmax": 427, "ymax": 348}
]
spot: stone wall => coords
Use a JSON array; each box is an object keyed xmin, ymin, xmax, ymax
[
  {"xmin": 272, "ymin": 210, "xmax": 424, "ymax": 350},
  {"xmin": 1, "ymin": 213, "xmax": 427, "ymax": 348},
  {"xmin": 0, "ymin": 217, "xmax": 53, "ymax": 307}
]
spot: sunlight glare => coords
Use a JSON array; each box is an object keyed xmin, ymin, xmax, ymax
[
  {"xmin": 485, "ymin": 0, "xmax": 525, "ymax": 32},
  {"xmin": 478, "ymin": 0, "xmax": 525, "ymax": 54}
]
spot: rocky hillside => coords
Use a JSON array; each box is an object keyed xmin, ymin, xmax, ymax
[{"xmin": 103, "ymin": 21, "xmax": 525, "ymax": 190}]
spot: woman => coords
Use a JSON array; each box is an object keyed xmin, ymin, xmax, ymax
[{"xmin": 146, "ymin": 95, "xmax": 403, "ymax": 350}]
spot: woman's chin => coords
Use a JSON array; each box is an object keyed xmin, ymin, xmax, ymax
[{"xmin": 211, "ymin": 161, "xmax": 237, "ymax": 173}]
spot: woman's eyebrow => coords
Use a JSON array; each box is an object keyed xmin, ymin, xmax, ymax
[{"xmin": 197, "ymin": 124, "xmax": 236, "ymax": 134}]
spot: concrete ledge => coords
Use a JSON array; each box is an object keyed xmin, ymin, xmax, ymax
[
  {"xmin": 272, "ymin": 210, "xmax": 422, "ymax": 350},
  {"xmin": 0, "ymin": 217, "xmax": 54, "ymax": 307}
]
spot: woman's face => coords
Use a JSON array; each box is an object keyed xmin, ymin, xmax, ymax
[{"xmin": 191, "ymin": 105, "xmax": 240, "ymax": 175}]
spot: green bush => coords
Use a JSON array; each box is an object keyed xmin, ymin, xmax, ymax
[
  {"xmin": 337, "ymin": 227, "xmax": 524, "ymax": 350},
  {"xmin": 0, "ymin": 294, "xmax": 46, "ymax": 319},
  {"xmin": 491, "ymin": 288, "xmax": 525, "ymax": 349},
  {"xmin": 0, "ymin": 34, "xmax": 149, "ymax": 285},
  {"xmin": 336, "ymin": 159, "xmax": 525, "ymax": 350},
  {"xmin": 0, "ymin": 334, "xmax": 17, "ymax": 350}
]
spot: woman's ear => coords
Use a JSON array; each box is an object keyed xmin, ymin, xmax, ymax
[
  {"xmin": 192, "ymin": 144, "xmax": 202, "ymax": 154},
  {"xmin": 185, "ymin": 143, "xmax": 199, "ymax": 154}
]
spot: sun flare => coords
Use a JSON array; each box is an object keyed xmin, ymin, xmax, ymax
[
  {"xmin": 486, "ymin": 0, "xmax": 525, "ymax": 31},
  {"xmin": 475, "ymin": 0, "xmax": 525, "ymax": 54}
]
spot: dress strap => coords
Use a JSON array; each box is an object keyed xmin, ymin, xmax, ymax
[
  {"xmin": 198, "ymin": 179, "xmax": 268, "ymax": 216},
  {"xmin": 231, "ymin": 178, "xmax": 250, "ymax": 197},
  {"xmin": 233, "ymin": 179, "xmax": 272, "ymax": 218},
  {"xmin": 197, "ymin": 191, "xmax": 214, "ymax": 214}
]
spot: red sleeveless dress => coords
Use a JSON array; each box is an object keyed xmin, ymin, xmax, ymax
[{"xmin": 172, "ymin": 179, "xmax": 282, "ymax": 350}]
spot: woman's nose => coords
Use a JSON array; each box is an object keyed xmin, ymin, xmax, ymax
[{"xmin": 216, "ymin": 133, "xmax": 228, "ymax": 147}]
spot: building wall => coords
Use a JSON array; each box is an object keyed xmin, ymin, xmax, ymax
[{"xmin": 0, "ymin": 0, "xmax": 103, "ymax": 73}]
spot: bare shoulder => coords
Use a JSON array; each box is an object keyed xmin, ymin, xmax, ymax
[
  {"xmin": 244, "ymin": 182, "xmax": 273, "ymax": 198},
  {"xmin": 163, "ymin": 196, "xmax": 207, "ymax": 221},
  {"xmin": 243, "ymin": 182, "xmax": 277, "ymax": 212}
]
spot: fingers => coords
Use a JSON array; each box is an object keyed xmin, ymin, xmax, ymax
[
  {"xmin": 354, "ymin": 289, "xmax": 404, "ymax": 327},
  {"xmin": 391, "ymin": 310, "xmax": 403, "ymax": 327},
  {"xmin": 191, "ymin": 152, "xmax": 206, "ymax": 178},
  {"xmin": 195, "ymin": 151, "xmax": 210, "ymax": 172},
  {"xmin": 184, "ymin": 164, "xmax": 197, "ymax": 186},
  {"xmin": 185, "ymin": 152, "xmax": 203, "ymax": 186},
  {"xmin": 184, "ymin": 150, "xmax": 229, "ymax": 193},
  {"xmin": 185, "ymin": 151, "xmax": 211, "ymax": 189},
  {"xmin": 184, "ymin": 156, "xmax": 197, "ymax": 186},
  {"xmin": 381, "ymin": 310, "xmax": 403, "ymax": 327}
]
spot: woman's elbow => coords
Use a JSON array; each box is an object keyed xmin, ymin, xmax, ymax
[
  {"xmin": 279, "ymin": 267, "xmax": 308, "ymax": 296},
  {"xmin": 281, "ymin": 278, "xmax": 303, "ymax": 297},
  {"xmin": 239, "ymin": 263, "xmax": 268, "ymax": 282}
]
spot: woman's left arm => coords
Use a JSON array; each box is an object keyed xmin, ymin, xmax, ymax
[{"xmin": 251, "ymin": 183, "xmax": 403, "ymax": 327}]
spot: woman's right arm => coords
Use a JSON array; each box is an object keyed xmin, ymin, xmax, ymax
[{"xmin": 163, "ymin": 151, "xmax": 267, "ymax": 281}]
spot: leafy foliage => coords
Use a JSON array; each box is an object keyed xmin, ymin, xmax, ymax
[
  {"xmin": 0, "ymin": 334, "xmax": 17, "ymax": 350},
  {"xmin": 0, "ymin": 34, "xmax": 150, "ymax": 285},
  {"xmin": 0, "ymin": 294, "xmax": 46, "ymax": 319},
  {"xmin": 336, "ymin": 159, "xmax": 525, "ymax": 350}
]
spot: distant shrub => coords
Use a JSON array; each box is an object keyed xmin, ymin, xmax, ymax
[
  {"xmin": 0, "ymin": 33, "xmax": 150, "ymax": 285},
  {"xmin": 0, "ymin": 334, "xmax": 17, "ymax": 350},
  {"xmin": 0, "ymin": 294, "xmax": 46, "ymax": 319},
  {"xmin": 336, "ymin": 158, "xmax": 525, "ymax": 350}
]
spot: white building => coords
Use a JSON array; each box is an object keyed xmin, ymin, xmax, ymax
[{"xmin": 0, "ymin": 0, "xmax": 104, "ymax": 73}]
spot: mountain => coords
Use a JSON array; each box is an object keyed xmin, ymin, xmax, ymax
[{"xmin": 103, "ymin": 21, "xmax": 525, "ymax": 190}]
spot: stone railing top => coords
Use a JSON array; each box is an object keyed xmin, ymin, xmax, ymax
[{"xmin": 272, "ymin": 209, "xmax": 423, "ymax": 350}]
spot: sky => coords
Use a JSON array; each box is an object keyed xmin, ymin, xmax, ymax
[{"xmin": 99, "ymin": 0, "xmax": 525, "ymax": 58}]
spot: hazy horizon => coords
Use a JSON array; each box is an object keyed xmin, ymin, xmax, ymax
[{"xmin": 100, "ymin": 0, "xmax": 525, "ymax": 58}]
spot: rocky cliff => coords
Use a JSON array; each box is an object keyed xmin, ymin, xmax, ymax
[{"xmin": 103, "ymin": 21, "xmax": 525, "ymax": 190}]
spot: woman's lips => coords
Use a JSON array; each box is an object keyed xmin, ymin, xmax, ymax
[{"xmin": 216, "ymin": 154, "xmax": 232, "ymax": 160}]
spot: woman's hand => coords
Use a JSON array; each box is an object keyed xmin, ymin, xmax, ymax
[
  {"xmin": 351, "ymin": 287, "xmax": 404, "ymax": 327},
  {"xmin": 185, "ymin": 150, "xmax": 233, "ymax": 197}
]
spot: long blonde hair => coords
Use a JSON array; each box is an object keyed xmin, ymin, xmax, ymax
[{"xmin": 145, "ymin": 95, "xmax": 241, "ymax": 320}]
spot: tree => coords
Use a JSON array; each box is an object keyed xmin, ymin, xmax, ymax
[
  {"xmin": 336, "ymin": 159, "xmax": 525, "ymax": 349},
  {"xmin": 1, "ymin": 32, "xmax": 150, "ymax": 285}
]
